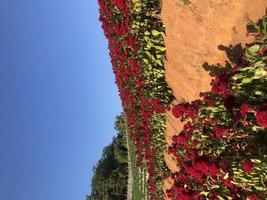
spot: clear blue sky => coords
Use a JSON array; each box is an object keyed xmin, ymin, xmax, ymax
[{"xmin": 0, "ymin": 1, "xmax": 122, "ymax": 200}]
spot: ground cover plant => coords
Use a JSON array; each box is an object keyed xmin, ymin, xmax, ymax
[
  {"xmin": 167, "ymin": 16, "xmax": 267, "ymax": 200},
  {"xmin": 98, "ymin": 0, "xmax": 173, "ymax": 199}
]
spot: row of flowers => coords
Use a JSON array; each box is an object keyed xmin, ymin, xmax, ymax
[
  {"xmin": 167, "ymin": 17, "xmax": 267, "ymax": 200},
  {"xmin": 98, "ymin": 0, "xmax": 173, "ymax": 198}
]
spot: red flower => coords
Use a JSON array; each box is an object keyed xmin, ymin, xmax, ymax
[
  {"xmin": 214, "ymin": 127, "xmax": 228, "ymax": 138},
  {"xmin": 242, "ymin": 159, "xmax": 254, "ymax": 173},
  {"xmin": 185, "ymin": 166, "xmax": 203, "ymax": 182},
  {"xmin": 204, "ymin": 96, "xmax": 214, "ymax": 105},
  {"xmin": 211, "ymin": 86, "xmax": 219, "ymax": 94},
  {"xmin": 167, "ymin": 147, "xmax": 175, "ymax": 154},
  {"xmin": 223, "ymin": 179, "xmax": 233, "ymax": 189},
  {"xmin": 255, "ymin": 110, "xmax": 267, "ymax": 127},
  {"xmin": 220, "ymin": 162, "xmax": 229, "ymax": 171},
  {"xmin": 172, "ymin": 135, "xmax": 187, "ymax": 145},
  {"xmin": 209, "ymin": 164, "xmax": 219, "ymax": 176},
  {"xmin": 172, "ymin": 104, "xmax": 188, "ymax": 118},
  {"xmin": 214, "ymin": 75, "xmax": 228, "ymax": 85},
  {"xmin": 219, "ymin": 82, "xmax": 229, "ymax": 96},
  {"xmin": 177, "ymin": 194, "xmax": 193, "ymax": 200},
  {"xmin": 195, "ymin": 162, "xmax": 209, "ymax": 176},
  {"xmin": 240, "ymin": 103, "xmax": 250, "ymax": 116},
  {"xmin": 247, "ymin": 194, "xmax": 259, "ymax": 200}
]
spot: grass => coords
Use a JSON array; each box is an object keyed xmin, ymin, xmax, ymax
[{"xmin": 128, "ymin": 135, "xmax": 148, "ymax": 200}]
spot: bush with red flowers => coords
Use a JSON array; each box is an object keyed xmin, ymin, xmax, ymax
[
  {"xmin": 98, "ymin": 0, "xmax": 173, "ymax": 199},
  {"xmin": 167, "ymin": 16, "xmax": 267, "ymax": 200}
]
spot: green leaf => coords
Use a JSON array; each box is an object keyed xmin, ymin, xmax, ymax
[
  {"xmin": 255, "ymin": 90, "xmax": 263, "ymax": 95},
  {"xmin": 154, "ymin": 46, "xmax": 166, "ymax": 51},
  {"xmin": 200, "ymin": 191, "xmax": 209, "ymax": 196},
  {"xmin": 254, "ymin": 185, "xmax": 267, "ymax": 191},
  {"xmin": 143, "ymin": 58, "xmax": 149, "ymax": 64},
  {"xmin": 144, "ymin": 31, "xmax": 150, "ymax": 35},
  {"xmin": 241, "ymin": 77, "xmax": 254, "ymax": 84},
  {"xmin": 151, "ymin": 30, "xmax": 162, "ymax": 36}
]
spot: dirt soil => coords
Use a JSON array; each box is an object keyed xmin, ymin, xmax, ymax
[{"xmin": 160, "ymin": 0, "xmax": 267, "ymax": 197}]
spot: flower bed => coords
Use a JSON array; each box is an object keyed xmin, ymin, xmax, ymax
[
  {"xmin": 167, "ymin": 17, "xmax": 267, "ymax": 200},
  {"xmin": 98, "ymin": 0, "xmax": 173, "ymax": 198}
]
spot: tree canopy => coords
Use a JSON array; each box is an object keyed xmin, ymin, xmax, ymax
[{"xmin": 87, "ymin": 114, "xmax": 128, "ymax": 200}]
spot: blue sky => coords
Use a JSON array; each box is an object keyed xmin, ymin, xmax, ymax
[{"xmin": 0, "ymin": 0, "xmax": 122, "ymax": 200}]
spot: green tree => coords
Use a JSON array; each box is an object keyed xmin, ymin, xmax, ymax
[{"xmin": 87, "ymin": 114, "xmax": 128, "ymax": 200}]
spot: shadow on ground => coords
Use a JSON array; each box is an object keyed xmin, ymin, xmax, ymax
[{"xmin": 202, "ymin": 43, "xmax": 248, "ymax": 77}]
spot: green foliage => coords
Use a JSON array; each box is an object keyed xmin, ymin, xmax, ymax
[
  {"xmin": 87, "ymin": 114, "xmax": 128, "ymax": 200},
  {"xmin": 232, "ymin": 17, "xmax": 267, "ymax": 103},
  {"xmin": 131, "ymin": 0, "xmax": 174, "ymax": 106}
]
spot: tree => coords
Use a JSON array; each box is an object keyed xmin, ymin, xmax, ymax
[{"xmin": 87, "ymin": 114, "xmax": 128, "ymax": 200}]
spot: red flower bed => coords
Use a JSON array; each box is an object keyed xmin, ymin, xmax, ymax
[{"xmin": 98, "ymin": 0, "xmax": 173, "ymax": 198}]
